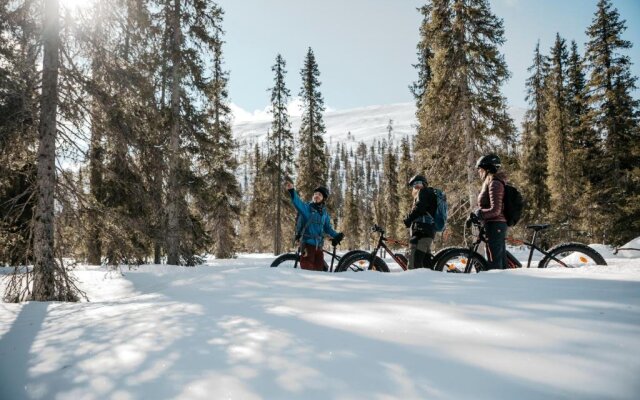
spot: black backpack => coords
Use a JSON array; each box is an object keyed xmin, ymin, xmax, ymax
[{"xmin": 502, "ymin": 182, "xmax": 524, "ymax": 227}]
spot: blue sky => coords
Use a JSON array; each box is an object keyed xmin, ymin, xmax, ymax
[{"xmin": 215, "ymin": 0, "xmax": 640, "ymax": 113}]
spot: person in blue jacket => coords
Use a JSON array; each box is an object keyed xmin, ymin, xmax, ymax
[{"xmin": 284, "ymin": 181, "xmax": 344, "ymax": 271}]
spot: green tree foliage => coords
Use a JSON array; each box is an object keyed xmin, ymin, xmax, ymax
[
  {"xmin": 544, "ymin": 34, "xmax": 576, "ymax": 231},
  {"xmin": 296, "ymin": 47, "xmax": 327, "ymax": 198},
  {"xmin": 266, "ymin": 54, "xmax": 295, "ymax": 254},
  {"xmin": 415, "ymin": 0, "xmax": 515, "ymax": 235},
  {"xmin": 518, "ymin": 42, "xmax": 550, "ymax": 225},
  {"xmin": 584, "ymin": 0, "xmax": 640, "ymax": 244}
]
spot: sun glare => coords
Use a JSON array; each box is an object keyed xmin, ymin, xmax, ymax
[{"xmin": 60, "ymin": 0, "xmax": 93, "ymax": 11}]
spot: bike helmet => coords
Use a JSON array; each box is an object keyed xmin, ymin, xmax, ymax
[
  {"xmin": 314, "ymin": 186, "xmax": 330, "ymax": 200},
  {"xmin": 407, "ymin": 174, "xmax": 428, "ymax": 187},
  {"xmin": 475, "ymin": 154, "xmax": 501, "ymax": 173}
]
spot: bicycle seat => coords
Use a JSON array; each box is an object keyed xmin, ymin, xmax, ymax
[{"xmin": 526, "ymin": 224, "xmax": 550, "ymax": 231}]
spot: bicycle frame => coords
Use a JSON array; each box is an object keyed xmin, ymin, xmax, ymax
[
  {"xmin": 368, "ymin": 227, "xmax": 409, "ymax": 271},
  {"xmin": 466, "ymin": 214, "xmax": 591, "ymax": 270}
]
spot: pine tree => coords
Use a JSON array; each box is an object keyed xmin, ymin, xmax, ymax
[
  {"xmin": 415, "ymin": 0, "xmax": 514, "ymax": 228},
  {"xmin": 383, "ymin": 145, "xmax": 400, "ymax": 241},
  {"xmin": 340, "ymin": 157, "xmax": 360, "ymax": 250},
  {"xmin": 267, "ymin": 54, "xmax": 295, "ymax": 254},
  {"xmin": 397, "ymin": 137, "xmax": 414, "ymax": 239},
  {"xmin": 296, "ymin": 47, "xmax": 327, "ymax": 198},
  {"xmin": 0, "ymin": 0, "xmax": 40, "ymax": 267},
  {"xmin": 519, "ymin": 42, "xmax": 550, "ymax": 225},
  {"xmin": 410, "ymin": 3, "xmax": 434, "ymax": 111},
  {"xmin": 566, "ymin": 40, "xmax": 601, "ymax": 238},
  {"xmin": 584, "ymin": 0, "xmax": 640, "ymax": 244},
  {"xmin": 544, "ymin": 34, "xmax": 575, "ymax": 231},
  {"xmin": 31, "ymin": 0, "xmax": 78, "ymax": 301}
]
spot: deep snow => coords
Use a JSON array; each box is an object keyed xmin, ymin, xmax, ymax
[{"xmin": 1, "ymin": 244, "xmax": 640, "ymax": 400}]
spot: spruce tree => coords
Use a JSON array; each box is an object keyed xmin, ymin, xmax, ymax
[
  {"xmin": 397, "ymin": 137, "xmax": 414, "ymax": 240},
  {"xmin": 415, "ymin": 0, "xmax": 514, "ymax": 225},
  {"xmin": 584, "ymin": 0, "xmax": 640, "ymax": 244},
  {"xmin": 267, "ymin": 54, "xmax": 295, "ymax": 254},
  {"xmin": 383, "ymin": 145, "xmax": 400, "ymax": 241},
  {"xmin": 410, "ymin": 4, "xmax": 434, "ymax": 112},
  {"xmin": 340, "ymin": 157, "xmax": 360, "ymax": 250},
  {"xmin": 519, "ymin": 42, "xmax": 550, "ymax": 224},
  {"xmin": 544, "ymin": 34, "xmax": 575, "ymax": 231},
  {"xmin": 566, "ymin": 40, "xmax": 601, "ymax": 238},
  {"xmin": 296, "ymin": 47, "xmax": 327, "ymax": 198}
]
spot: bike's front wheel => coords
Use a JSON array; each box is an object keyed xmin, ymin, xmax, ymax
[
  {"xmin": 270, "ymin": 253, "xmax": 299, "ymax": 268},
  {"xmin": 335, "ymin": 253, "xmax": 390, "ymax": 273},
  {"xmin": 434, "ymin": 248, "xmax": 488, "ymax": 273},
  {"xmin": 538, "ymin": 243, "xmax": 607, "ymax": 268}
]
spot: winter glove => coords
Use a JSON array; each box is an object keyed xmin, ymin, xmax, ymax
[
  {"xmin": 474, "ymin": 208, "xmax": 483, "ymax": 220},
  {"xmin": 403, "ymin": 217, "xmax": 411, "ymax": 228},
  {"xmin": 331, "ymin": 232, "xmax": 345, "ymax": 247}
]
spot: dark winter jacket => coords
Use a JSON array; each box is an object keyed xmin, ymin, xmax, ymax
[
  {"xmin": 477, "ymin": 172, "xmax": 508, "ymax": 223},
  {"xmin": 403, "ymin": 187, "xmax": 438, "ymax": 238},
  {"xmin": 289, "ymin": 189, "xmax": 338, "ymax": 247}
]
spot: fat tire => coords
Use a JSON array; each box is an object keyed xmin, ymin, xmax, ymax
[
  {"xmin": 270, "ymin": 253, "xmax": 299, "ymax": 268},
  {"xmin": 335, "ymin": 253, "xmax": 390, "ymax": 273},
  {"xmin": 434, "ymin": 248, "xmax": 488, "ymax": 273},
  {"xmin": 538, "ymin": 243, "xmax": 607, "ymax": 268},
  {"xmin": 336, "ymin": 250, "xmax": 370, "ymax": 271}
]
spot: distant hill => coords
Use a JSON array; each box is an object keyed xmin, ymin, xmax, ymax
[{"xmin": 232, "ymin": 102, "xmax": 526, "ymax": 150}]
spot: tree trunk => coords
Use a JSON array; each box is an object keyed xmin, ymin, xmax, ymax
[
  {"xmin": 166, "ymin": 0, "xmax": 181, "ymax": 265},
  {"xmin": 32, "ymin": 0, "xmax": 60, "ymax": 300}
]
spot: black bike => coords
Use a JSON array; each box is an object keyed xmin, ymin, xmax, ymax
[
  {"xmin": 334, "ymin": 224, "xmax": 449, "ymax": 272},
  {"xmin": 270, "ymin": 245, "xmax": 369, "ymax": 272},
  {"xmin": 435, "ymin": 213, "xmax": 607, "ymax": 273}
]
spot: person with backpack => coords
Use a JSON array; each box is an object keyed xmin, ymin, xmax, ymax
[
  {"xmin": 284, "ymin": 181, "xmax": 344, "ymax": 271},
  {"xmin": 402, "ymin": 175, "xmax": 438, "ymax": 270},
  {"xmin": 474, "ymin": 154, "xmax": 508, "ymax": 270}
]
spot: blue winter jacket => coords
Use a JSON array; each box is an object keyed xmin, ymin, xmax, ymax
[{"xmin": 289, "ymin": 189, "xmax": 338, "ymax": 247}]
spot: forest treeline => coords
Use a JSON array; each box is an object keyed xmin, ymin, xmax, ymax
[{"xmin": 0, "ymin": 0, "xmax": 638, "ymax": 301}]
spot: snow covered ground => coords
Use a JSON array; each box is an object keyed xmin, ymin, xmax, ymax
[{"xmin": 1, "ymin": 245, "xmax": 640, "ymax": 400}]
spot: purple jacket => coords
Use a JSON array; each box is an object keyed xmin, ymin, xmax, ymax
[{"xmin": 477, "ymin": 172, "xmax": 507, "ymax": 223}]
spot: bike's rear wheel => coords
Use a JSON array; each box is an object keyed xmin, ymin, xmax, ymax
[
  {"xmin": 270, "ymin": 253, "xmax": 299, "ymax": 268},
  {"xmin": 434, "ymin": 248, "xmax": 488, "ymax": 273},
  {"xmin": 538, "ymin": 243, "xmax": 607, "ymax": 268},
  {"xmin": 335, "ymin": 253, "xmax": 390, "ymax": 273}
]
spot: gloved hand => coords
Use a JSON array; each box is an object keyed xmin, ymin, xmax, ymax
[
  {"xmin": 403, "ymin": 217, "xmax": 411, "ymax": 228},
  {"xmin": 474, "ymin": 208, "xmax": 483, "ymax": 220},
  {"xmin": 331, "ymin": 232, "xmax": 345, "ymax": 247}
]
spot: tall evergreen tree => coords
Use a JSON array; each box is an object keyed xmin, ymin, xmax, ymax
[
  {"xmin": 566, "ymin": 40, "xmax": 601, "ymax": 238},
  {"xmin": 383, "ymin": 145, "xmax": 400, "ymax": 241},
  {"xmin": 544, "ymin": 34, "xmax": 575, "ymax": 230},
  {"xmin": 296, "ymin": 47, "xmax": 327, "ymax": 198},
  {"xmin": 267, "ymin": 54, "xmax": 295, "ymax": 254},
  {"xmin": 416, "ymin": 0, "xmax": 514, "ymax": 223},
  {"xmin": 31, "ymin": 0, "xmax": 78, "ymax": 301},
  {"xmin": 397, "ymin": 137, "xmax": 414, "ymax": 241},
  {"xmin": 519, "ymin": 42, "xmax": 550, "ymax": 224},
  {"xmin": 410, "ymin": 4, "xmax": 434, "ymax": 112},
  {"xmin": 164, "ymin": 0, "xmax": 239, "ymax": 264},
  {"xmin": 584, "ymin": 0, "xmax": 640, "ymax": 244}
]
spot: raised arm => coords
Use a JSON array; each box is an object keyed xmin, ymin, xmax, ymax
[{"xmin": 286, "ymin": 184, "xmax": 310, "ymax": 219}]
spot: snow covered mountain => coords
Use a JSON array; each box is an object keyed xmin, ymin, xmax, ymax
[{"xmin": 232, "ymin": 102, "xmax": 527, "ymax": 149}]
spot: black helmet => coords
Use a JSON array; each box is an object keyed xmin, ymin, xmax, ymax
[
  {"xmin": 314, "ymin": 186, "xmax": 329, "ymax": 200},
  {"xmin": 407, "ymin": 174, "xmax": 428, "ymax": 187},
  {"xmin": 475, "ymin": 154, "xmax": 501, "ymax": 173}
]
